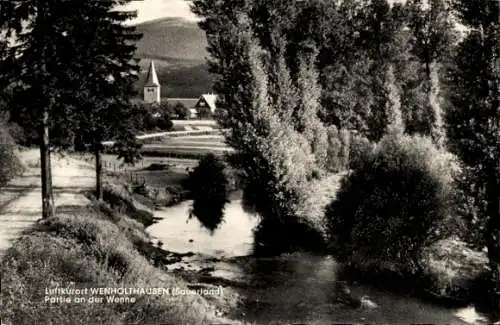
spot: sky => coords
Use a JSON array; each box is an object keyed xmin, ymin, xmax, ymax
[
  {"xmin": 120, "ymin": 0, "xmax": 409, "ymax": 25},
  {"xmin": 117, "ymin": 0, "xmax": 199, "ymax": 25}
]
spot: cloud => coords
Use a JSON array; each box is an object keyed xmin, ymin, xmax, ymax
[{"xmin": 117, "ymin": 0, "xmax": 198, "ymax": 25}]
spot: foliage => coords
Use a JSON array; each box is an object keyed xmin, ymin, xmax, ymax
[
  {"xmin": 64, "ymin": 0, "xmax": 143, "ymax": 160},
  {"xmin": 185, "ymin": 153, "xmax": 229, "ymax": 233},
  {"xmin": 325, "ymin": 125, "xmax": 351, "ymax": 172},
  {"xmin": 406, "ymin": 0, "xmax": 456, "ymax": 148},
  {"xmin": 446, "ymin": 0, "xmax": 500, "ymax": 313},
  {"xmin": 173, "ymin": 103, "xmax": 190, "ymax": 120},
  {"xmin": 130, "ymin": 102, "xmax": 173, "ymax": 132},
  {"xmin": 347, "ymin": 132, "xmax": 375, "ymax": 170},
  {"xmin": 384, "ymin": 64, "xmax": 405, "ymax": 134},
  {"xmin": 295, "ymin": 50, "xmax": 329, "ymax": 168},
  {"xmin": 194, "ymin": 10, "xmax": 325, "ymax": 252},
  {"xmin": 0, "ymin": 117, "xmax": 22, "ymax": 186},
  {"xmin": 0, "ymin": 0, "xmax": 145, "ymax": 206},
  {"xmin": 325, "ymin": 132, "xmax": 459, "ymax": 274},
  {"xmin": 407, "ymin": 0, "xmax": 457, "ymax": 71}
]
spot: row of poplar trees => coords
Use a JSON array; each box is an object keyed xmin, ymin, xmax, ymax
[
  {"xmin": 0, "ymin": 0, "xmax": 143, "ymax": 218},
  {"xmin": 191, "ymin": 0, "xmax": 499, "ymax": 315}
]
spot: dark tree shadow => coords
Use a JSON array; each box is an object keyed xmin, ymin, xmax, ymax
[
  {"xmin": 185, "ymin": 153, "xmax": 229, "ymax": 233},
  {"xmin": 189, "ymin": 198, "xmax": 227, "ymax": 234}
]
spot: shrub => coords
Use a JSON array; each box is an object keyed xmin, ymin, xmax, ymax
[
  {"xmin": 325, "ymin": 132, "xmax": 459, "ymax": 274},
  {"xmin": 347, "ymin": 132, "xmax": 375, "ymax": 170},
  {"xmin": 0, "ymin": 119, "xmax": 23, "ymax": 186},
  {"xmin": 173, "ymin": 103, "xmax": 190, "ymax": 120},
  {"xmin": 185, "ymin": 153, "xmax": 229, "ymax": 232},
  {"xmin": 453, "ymin": 166, "xmax": 487, "ymax": 250},
  {"xmin": 326, "ymin": 126, "xmax": 351, "ymax": 172},
  {"xmin": 326, "ymin": 125, "xmax": 342, "ymax": 172},
  {"xmin": 102, "ymin": 183, "xmax": 156, "ymax": 227}
]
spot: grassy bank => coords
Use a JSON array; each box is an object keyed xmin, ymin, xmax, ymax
[
  {"xmin": 104, "ymin": 166, "xmax": 189, "ymax": 210},
  {"xmin": 336, "ymin": 238, "xmax": 489, "ymax": 308},
  {"xmin": 0, "ymin": 200, "xmax": 246, "ymax": 325}
]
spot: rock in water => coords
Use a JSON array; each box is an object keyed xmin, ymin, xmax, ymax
[
  {"xmin": 455, "ymin": 306, "xmax": 488, "ymax": 324},
  {"xmin": 360, "ymin": 296, "xmax": 378, "ymax": 309}
]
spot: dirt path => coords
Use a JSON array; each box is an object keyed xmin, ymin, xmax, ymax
[{"xmin": 0, "ymin": 149, "xmax": 95, "ymax": 258}]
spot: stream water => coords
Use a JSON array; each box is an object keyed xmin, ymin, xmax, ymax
[{"xmin": 147, "ymin": 200, "xmax": 485, "ymax": 325}]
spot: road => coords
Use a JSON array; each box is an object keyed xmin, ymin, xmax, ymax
[{"xmin": 0, "ymin": 149, "xmax": 95, "ymax": 258}]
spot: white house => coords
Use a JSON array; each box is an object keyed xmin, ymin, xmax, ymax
[{"xmin": 195, "ymin": 93, "xmax": 218, "ymax": 115}]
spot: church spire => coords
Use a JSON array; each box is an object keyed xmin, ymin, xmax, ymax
[
  {"xmin": 144, "ymin": 60, "xmax": 160, "ymax": 87},
  {"xmin": 144, "ymin": 60, "xmax": 161, "ymax": 104}
]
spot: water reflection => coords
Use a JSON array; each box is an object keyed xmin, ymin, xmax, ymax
[
  {"xmin": 188, "ymin": 195, "xmax": 226, "ymax": 234},
  {"xmin": 184, "ymin": 153, "xmax": 230, "ymax": 233},
  {"xmin": 148, "ymin": 200, "xmax": 258, "ymax": 257}
]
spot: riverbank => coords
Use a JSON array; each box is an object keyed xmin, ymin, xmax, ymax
[
  {"xmin": 335, "ymin": 238, "xmax": 490, "ymax": 310},
  {"xmin": 0, "ymin": 199, "xmax": 246, "ymax": 325},
  {"xmin": 0, "ymin": 150, "xmax": 247, "ymax": 325}
]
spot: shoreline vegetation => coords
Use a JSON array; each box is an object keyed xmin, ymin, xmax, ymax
[{"xmin": 100, "ymin": 157, "xmax": 490, "ymax": 311}]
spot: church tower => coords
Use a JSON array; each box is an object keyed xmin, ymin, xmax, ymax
[{"xmin": 143, "ymin": 60, "xmax": 160, "ymax": 104}]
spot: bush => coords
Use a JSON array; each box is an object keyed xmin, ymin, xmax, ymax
[
  {"xmin": 347, "ymin": 132, "xmax": 374, "ymax": 170},
  {"xmin": 185, "ymin": 153, "xmax": 229, "ymax": 232},
  {"xmin": 325, "ymin": 133, "xmax": 459, "ymax": 275},
  {"xmin": 0, "ymin": 120, "xmax": 23, "ymax": 186},
  {"xmin": 102, "ymin": 183, "xmax": 156, "ymax": 227},
  {"xmin": 326, "ymin": 126, "xmax": 351, "ymax": 172},
  {"xmin": 173, "ymin": 103, "xmax": 190, "ymax": 120}
]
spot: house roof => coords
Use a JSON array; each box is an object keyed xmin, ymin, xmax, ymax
[
  {"xmin": 165, "ymin": 98, "xmax": 198, "ymax": 108},
  {"xmin": 200, "ymin": 94, "xmax": 218, "ymax": 112},
  {"xmin": 144, "ymin": 60, "xmax": 160, "ymax": 87}
]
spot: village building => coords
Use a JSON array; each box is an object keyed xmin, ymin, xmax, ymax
[
  {"xmin": 143, "ymin": 60, "xmax": 217, "ymax": 119},
  {"xmin": 143, "ymin": 60, "xmax": 161, "ymax": 104}
]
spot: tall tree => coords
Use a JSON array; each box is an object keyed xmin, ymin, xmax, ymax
[
  {"xmin": 447, "ymin": 0, "xmax": 499, "ymax": 317},
  {"xmin": 0, "ymin": 0, "xmax": 77, "ymax": 218},
  {"xmin": 0, "ymin": 0, "xmax": 143, "ymax": 208},
  {"xmin": 407, "ymin": 0, "xmax": 457, "ymax": 146},
  {"xmin": 64, "ymin": 0, "xmax": 142, "ymax": 201},
  {"xmin": 295, "ymin": 48, "xmax": 329, "ymax": 168},
  {"xmin": 358, "ymin": 0, "xmax": 410, "ymax": 141},
  {"xmin": 191, "ymin": 7, "xmax": 323, "ymax": 252},
  {"xmin": 384, "ymin": 64, "xmax": 405, "ymax": 134}
]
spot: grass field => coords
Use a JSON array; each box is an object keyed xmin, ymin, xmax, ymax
[
  {"xmin": 140, "ymin": 133, "xmax": 232, "ymax": 159},
  {"xmin": 161, "ymin": 140, "xmax": 228, "ymax": 148},
  {"xmin": 170, "ymin": 120, "xmax": 220, "ymax": 132},
  {"xmin": 134, "ymin": 169, "xmax": 188, "ymax": 188},
  {"xmin": 169, "ymin": 135, "xmax": 225, "ymax": 142}
]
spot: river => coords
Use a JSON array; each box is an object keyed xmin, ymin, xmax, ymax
[{"xmin": 147, "ymin": 200, "xmax": 485, "ymax": 325}]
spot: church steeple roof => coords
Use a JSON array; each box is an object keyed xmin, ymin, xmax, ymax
[{"xmin": 144, "ymin": 60, "xmax": 160, "ymax": 87}]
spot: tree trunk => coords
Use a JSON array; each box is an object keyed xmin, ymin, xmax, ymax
[
  {"xmin": 40, "ymin": 107, "xmax": 55, "ymax": 219},
  {"xmin": 95, "ymin": 144, "xmax": 103, "ymax": 201}
]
